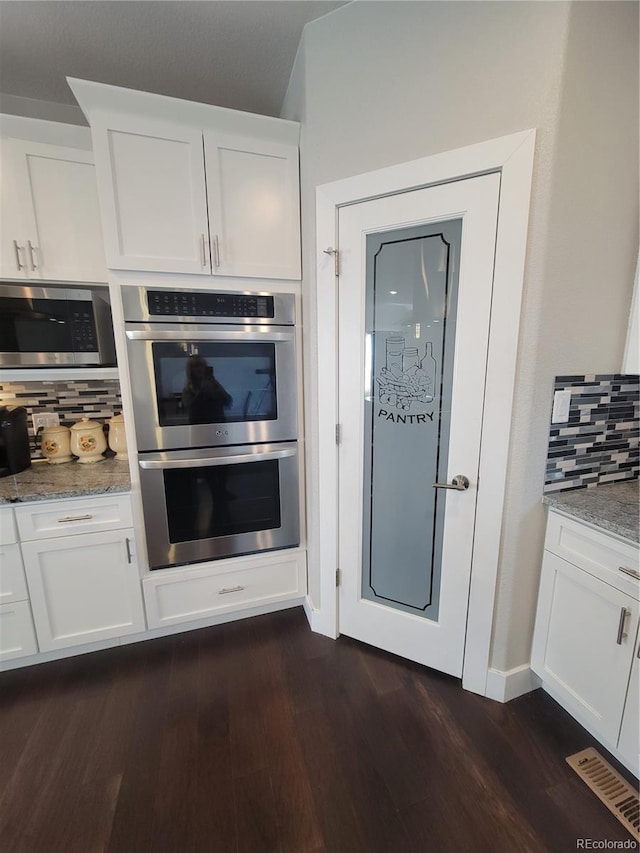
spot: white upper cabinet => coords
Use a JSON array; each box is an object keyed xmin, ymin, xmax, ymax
[
  {"xmin": 91, "ymin": 115, "xmax": 210, "ymax": 274},
  {"xmin": 204, "ymin": 133, "xmax": 300, "ymax": 279},
  {"xmin": 0, "ymin": 137, "xmax": 107, "ymax": 283},
  {"xmin": 68, "ymin": 78, "xmax": 301, "ymax": 281}
]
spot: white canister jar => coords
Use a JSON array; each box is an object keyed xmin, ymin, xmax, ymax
[
  {"xmin": 107, "ymin": 412, "xmax": 128, "ymax": 460},
  {"xmin": 70, "ymin": 417, "xmax": 107, "ymax": 463},
  {"xmin": 41, "ymin": 424, "xmax": 72, "ymax": 464}
]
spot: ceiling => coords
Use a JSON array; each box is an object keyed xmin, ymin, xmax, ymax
[{"xmin": 0, "ymin": 1, "xmax": 348, "ymax": 118}]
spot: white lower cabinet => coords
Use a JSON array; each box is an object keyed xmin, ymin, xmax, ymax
[
  {"xmin": 21, "ymin": 528, "xmax": 145, "ymax": 652},
  {"xmin": 14, "ymin": 493, "xmax": 145, "ymax": 654},
  {"xmin": 532, "ymin": 509, "xmax": 640, "ymax": 775},
  {"xmin": 0, "ymin": 506, "xmax": 37, "ymax": 662},
  {"xmin": 143, "ymin": 549, "xmax": 306, "ymax": 629}
]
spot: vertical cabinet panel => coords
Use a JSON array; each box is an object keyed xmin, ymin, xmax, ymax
[
  {"xmin": 1, "ymin": 139, "xmax": 107, "ymax": 282},
  {"xmin": 0, "ymin": 601, "xmax": 38, "ymax": 661},
  {"xmin": 617, "ymin": 634, "xmax": 639, "ymax": 776},
  {"xmin": 22, "ymin": 529, "xmax": 145, "ymax": 652},
  {"xmin": 0, "ymin": 543, "xmax": 29, "ymax": 604},
  {"xmin": 204, "ymin": 133, "xmax": 301, "ymax": 280},
  {"xmin": 92, "ymin": 117, "xmax": 210, "ymax": 274}
]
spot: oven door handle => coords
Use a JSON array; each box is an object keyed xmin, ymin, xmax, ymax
[
  {"xmin": 138, "ymin": 447, "xmax": 297, "ymax": 470},
  {"xmin": 125, "ymin": 329, "xmax": 294, "ymax": 342}
]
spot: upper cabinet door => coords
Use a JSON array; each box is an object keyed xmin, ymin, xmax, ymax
[
  {"xmin": 204, "ymin": 133, "xmax": 301, "ymax": 280},
  {"xmin": 8, "ymin": 139, "xmax": 107, "ymax": 283},
  {"xmin": 91, "ymin": 116, "xmax": 210, "ymax": 274},
  {"xmin": 0, "ymin": 138, "xmax": 31, "ymax": 278}
]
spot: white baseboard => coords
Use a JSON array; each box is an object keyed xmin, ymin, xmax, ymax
[
  {"xmin": 485, "ymin": 664, "xmax": 542, "ymax": 703},
  {"xmin": 303, "ymin": 596, "xmax": 338, "ymax": 639}
]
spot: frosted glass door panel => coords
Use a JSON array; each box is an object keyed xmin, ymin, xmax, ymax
[{"xmin": 362, "ymin": 220, "xmax": 462, "ymax": 620}]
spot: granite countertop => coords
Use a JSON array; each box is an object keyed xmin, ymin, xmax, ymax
[
  {"xmin": 543, "ymin": 479, "xmax": 639, "ymax": 544},
  {"xmin": 0, "ymin": 456, "xmax": 131, "ymax": 504}
]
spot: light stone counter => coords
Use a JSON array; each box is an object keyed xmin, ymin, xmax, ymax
[
  {"xmin": 0, "ymin": 456, "xmax": 131, "ymax": 504},
  {"xmin": 543, "ymin": 479, "xmax": 639, "ymax": 544}
]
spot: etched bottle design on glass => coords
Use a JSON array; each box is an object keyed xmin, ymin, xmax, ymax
[
  {"xmin": 378, "ymin": 336, "xmax": 405, "ymax": 407},
  {"xmin": 378, "ymin": 335, "xmax": 437, "ymax": 409},
  {"xmin": 419, "ymin": 341, "xmax": 436, "ymax": 404}
]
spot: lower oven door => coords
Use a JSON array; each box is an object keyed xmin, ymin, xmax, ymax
[{"xmin": 138, "ymin": 442, "xmax": 299, "ymax": 570}]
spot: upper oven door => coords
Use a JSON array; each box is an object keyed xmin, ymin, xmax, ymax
[{"xmin": 125, "ymin": 323, "xmax": 297, "ymax": 450}]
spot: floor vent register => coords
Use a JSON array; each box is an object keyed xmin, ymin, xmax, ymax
[{"xmin": 566, "ymin": 747, "xmax": 639, "ymax": 840}]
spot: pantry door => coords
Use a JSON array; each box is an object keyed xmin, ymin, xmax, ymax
[{"xmin": 338, "ymin": 173, "xmax": 500, "ymax": 677}]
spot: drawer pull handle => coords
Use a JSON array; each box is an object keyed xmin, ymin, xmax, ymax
[
  {"xmin": 57, "ymin": 514, "xmax": 93, "ymax": 523},
  {"xmin": 618, "ymin": 566, "xmax": 640, "ymax": 580},
  {"xmin": 218, "ymin": 585, "xmax": 245, "ymax": 595},
  {"xmin": 616, "ymin": 607, "xmax": 629, "ymax": 645}
]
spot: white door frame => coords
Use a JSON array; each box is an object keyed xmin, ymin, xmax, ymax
[{"xmin": 312, "ymin": 129, "xmax": 536, "ymax": 696}]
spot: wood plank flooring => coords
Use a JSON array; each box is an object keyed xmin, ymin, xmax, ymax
[{"xmin": 0, "ymin": 607, "xmax": 636, "ymax": 852}]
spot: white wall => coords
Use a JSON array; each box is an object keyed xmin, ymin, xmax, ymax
[{"xmin": 282, "ymin": 1, "xmax": 639, "ymax": 669}]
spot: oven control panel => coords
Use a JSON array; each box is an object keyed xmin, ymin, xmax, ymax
[{"xmin": 147, "ymin": 290, "xmax": 275, "ymax": 320}]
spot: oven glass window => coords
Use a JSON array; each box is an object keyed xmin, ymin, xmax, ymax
[
  {"xmin": 164, "ymin": 459, "xmax": 282, "ymax": 543},
  {"xmin": 152, "ymin": 342, "xmax": 277, "ymax": 426}
]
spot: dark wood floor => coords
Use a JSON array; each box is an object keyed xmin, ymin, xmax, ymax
[{"xmin": 0, "ymin": 607, "xmax": 636, "ymax": 853}]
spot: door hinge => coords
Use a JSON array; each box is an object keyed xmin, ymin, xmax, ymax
[
  {"xmin": 323, "ymin": 246, "xmax": 339, "ymax": 277},
  {"xmin": 336, "ymin": 567, "xmax": 341, "ymax": 587},
  {"xmin": 335, "ymin": 423, "xmax": 342, "ymax": 445}
]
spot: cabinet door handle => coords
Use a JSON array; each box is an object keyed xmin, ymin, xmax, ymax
[
  {"xmin": 199, "ymin": 233, "xmax": 207, "ymax": 267},
  {"xmin": 213, "ymin": 234, "xmax": 221, "ymax": 268},
  {"xmin": 13, "ymin": 240, "xmax": 25, "ymax": 271},
  {"xmin": 616, "ymin": 607, "xmax": 629, "ymax": 645},
  {"xmin": 618, "ymin": 565, "xmax": 640, "ymax": 580},
  {"xmin": 57, "ymin": 514, "xmax": 93, "ymax": 523},
  {"xmin": 125, "ymin": 537, "xmax": 133, "ymax": 564},
  {"xmin": 27, "ymin": 240, "xmax": 38, "ymax": 270},
  {"xmin": 218, "ymin": 585, "xmax": 245, "ymax": 595}
]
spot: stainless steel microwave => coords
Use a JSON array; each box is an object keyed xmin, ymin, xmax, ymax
[{"xmin": 0, "ymin": 284, "xmax": 116, "ymax": 367}]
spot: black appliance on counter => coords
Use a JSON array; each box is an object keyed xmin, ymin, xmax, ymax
[{"xmin": 0, "ymin": 406, "xmax": 31, "ymax": 478}]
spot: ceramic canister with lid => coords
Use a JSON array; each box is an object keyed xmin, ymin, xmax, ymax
[
  {"xmin": 41, "ymin": 424, "xmax": 72, "ymax": 464},
  {"xmin": 107, "ymin": 412, "xmax": 128, "ymax": 460},
  {"xmin": 70, "ymin": 417, "xmax": 107, "ymax": 463}
]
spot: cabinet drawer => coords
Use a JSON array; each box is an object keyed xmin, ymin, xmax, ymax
[
  {"xmin": 143, "ymin": 550, "xmax": 305, "ymax": 629},
  {"xmin": 545, "ymin": 510, "xmax": 639, "ymax": 599},
  {"xmin": 0, "ymin": 600, "xmax": 38, "ymax": 661},
  {"xmin": 15, "ymin": 493, "xmax": 133, "ymax": 541},
  {"xmin": 0, "ymin": 543, "xmax": 28, "ymax": 604},
  {"xmin": 0, "ymin": 507, "xmax": 17, "ymax": 546}
]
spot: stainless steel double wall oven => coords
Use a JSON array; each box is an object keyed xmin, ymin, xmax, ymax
[{"xmin": 123, "ymin": 287, "xmax": 299, "ymax": 570}]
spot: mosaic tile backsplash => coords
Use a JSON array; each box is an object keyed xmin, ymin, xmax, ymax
[
  {"xmin": 0, "ymin": 379, "xmax": 122, "ymax": 458},
  {"xmin": 545, "ymin": 374, "xmax": 639, "ymax": 493}
]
